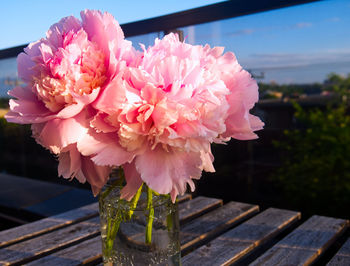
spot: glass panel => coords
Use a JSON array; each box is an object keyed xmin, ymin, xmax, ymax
[
  {"xmin": 0, "ymin": 57, "xmax": 17, "ymax": 98},
  {"xmin": 179, "ymin": 0, "xmax": 350, "ymax": 84},
  {"xmin": 128, "ymin": 32, "xmax": 162, "ymax": 50}
]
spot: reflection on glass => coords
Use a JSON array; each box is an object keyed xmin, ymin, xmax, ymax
[
  {"xmin": 128, "ymin": 32, "xmax": 162, "ymax": 50},
  {"xmin": 179, "ymin": 0, "xmax": 350, "ymax": 84},
  {"xmin": 0, "ymin": 57, "xmax": 17, "ymax": 98}
]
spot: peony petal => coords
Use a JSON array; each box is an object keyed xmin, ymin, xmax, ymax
[
  {"xmin": 56, "ymin": 102, "xmax": 85, "ymax": 119},
  {"xmin": 152, "ymin": 100, "xmax": 178, "ymax": 130},
  {"xmin": 77, "ymin": 129, "xmax": 115, "ymax": 156},
  {"xmin": 228, "ymin": 114, "xmax": 264, "ymax": 140},
  {"xmin": 80, "ymin": 10, "xmax": 123, "ymax": 62},
  {"xmin": 36, "ymin": 111, "xmax": 88, "ymax": 153},
  {"xmin": 170, "ymin": 188, "xmax": 178, "ymax": 203},
  {"xmin": 6, "ymin": 98, "xmax": 54, "ymax": 124},
  {"xmin": 80, "ymin": 156, "xmax": 112, "ymax": 196},
  {"xmin": 58, "ymin": 144, "xmax": 86, "ymax": 183},
  {"xmin": 57, "ymin": 143, "xmax": 111, "ymax": 195},
  {"xmin": 46, "ymin": 16, "xmax": 82, "ymax": 48},
  {"xmin": 55, "ymin": 87, "xmax": 100, "ymax": 120},
  {"xmin": 135, "ymin": 147, "xmax": 202, "ymax": 197},
  {"xmin": 92, "ymin": 74, "xmax": 126, "ymax": 113},
  {"xmin": 223, "ymin": 106, "xmax": 263, "ymax": 140},
  {"xmin": 58, "ymin": 148, "xmax": 74, "ymax": 179},
  {"xmin": 8, "ymin": 86, "xmax": 37, "ymax": 101},
  {"xmin": 17, "ymin": 42, "xmax": 41, "ymax": 82},
  {"xmin": 91, "ymin": 142, "xmax": 135, "ymax": 166},
  {"xmin": 200, "ymin": 149, "xmax": 215, "ymax": 173},
  {"xmin": 90, "ymin": 112, "xmax": 118, "ymax": 133},
  {"xmin": 249, "ymin": 114, "xmax": 264, "ymax": 132},
  {"xmin": 39, "ymin": 43, "xmax": 54, "ymax": 64},
  {"xmin": 77, "ymin": 129, "xmax": 135, "ymax": 166},
  {"xmin": 73, "ymin": 86, "xmax": 101, "ymax": 106},
  {"xmin": 120, "ymin": 162, "xmax": 143, "ymax": 201}
]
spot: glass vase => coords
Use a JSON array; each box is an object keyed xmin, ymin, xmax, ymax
[{"xmin": 99, "ymin": 174, "xmax": 181, "ymax": 266}]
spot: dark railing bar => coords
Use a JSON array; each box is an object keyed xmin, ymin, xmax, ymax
[
  {"xmin": 0, "ymin": 45, "xmax": 27, "ymax": 60},
  {"xmin": 122, "ymin": 0, "xmax": 319, "ymax": 37},
  {"xmin": 0, "ymin": 0, "xmax": 319, "ymax": 59}
]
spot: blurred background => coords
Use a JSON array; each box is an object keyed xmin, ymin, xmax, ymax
[{"xmin": 0, "ymin": 0, "xmax": 349, "ymax": 229}]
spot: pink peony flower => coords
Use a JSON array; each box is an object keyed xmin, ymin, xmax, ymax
[
  {"xmin": 5, "ymin": 10, "xmax": 137, "ymax": 191},
  {"xmin": 78, "ymin": 33, "xmax": 263, "ymax": 201},
  {"xmin": 6, "ymin": 10, "xmax": 135, "ymax": 153}
]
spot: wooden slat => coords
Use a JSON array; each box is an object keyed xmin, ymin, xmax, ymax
[
  {"xmin": 29, "ymin": 201, "xmax": 258, "ymax": 265},
  {"xmin": 181, "ymin": 201, "xmax": 259, "ymax": 255},
  {"xmin": 0, "ymin": 193, "xmax": 190, "ymax": 249},
  {"xmin": 250, "ymin": 215, "xmax": 349, "ymax": 266},
  {"xmin": 0, "ymin": 202, "xmax": 98, "ymax": 248},
  {"xmin": 0, "ymin": 195, "xmax": 208, "ymax": 265},
  {"xmin": 327, "ymin": 238, "xmax": 350, "ymax": 266},
  {"xmin": 0, "ymin": 217, "xmax": 100, "ymax": 265},
  {"xmin": 179, "ymin": 196, "xmax": 222, "ymax": 224},
  {"xmin": 25, "ymin": 236, "xmax": 102, "ymax": 266},
  {"xmin": 182, "ymin": 208, "xmax": 301, "ymax": 266}
]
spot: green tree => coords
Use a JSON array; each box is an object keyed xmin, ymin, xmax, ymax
[{"xmin": 271, "ymin": 74, "xmax": 350, "ymax": 218}]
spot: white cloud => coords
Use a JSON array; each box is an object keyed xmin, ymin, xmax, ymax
[
  {"xmin": 327, "ymin": 17, "xmax": 340, "ymax": 22},
  {"xmin": 228, "ymin": 28, "xmax": 255, "ymax": 37},
  {"xmin": 240, "ymin": 50, "xmax": 350, "ymax": 69},
  {"xmin": 292, "ymin": 22, "xmax": 312, "ymax": 29}
]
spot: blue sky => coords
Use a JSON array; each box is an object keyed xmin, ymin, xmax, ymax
[
  {"xmin": 0, "ymin": 0, "xmax": 349, "ymax": 84},
  {"xmin": 0, "ymin": 0, "xmax": 222, "ymax": 49}
]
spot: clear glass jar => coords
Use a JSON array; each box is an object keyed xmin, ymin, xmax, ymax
[{"xmin": 99, "ymin": 175, "xmax": 181, "ymax": 266}]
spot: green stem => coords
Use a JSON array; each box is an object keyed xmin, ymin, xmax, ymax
[
  {"xmin": 146, "ymin": 186, "xmax": 154, "ymax": 244},
  {"xmin": 127, "ymin": 183, "xmax": 143, "ymax": 220},
  {"xmin": 166, "ymin": 195, "xmax": 174, "ymax": 231},
  {"xmin": 102, "ymin": 167, "xmax": 125, "ymax": 257},
  {"xmin": 106, "ymin": 215, "xmax": 121, "ymax": 251},
  {"xmin": 166, "ymin": 212, "xmax": 173, "ymax": 232}
]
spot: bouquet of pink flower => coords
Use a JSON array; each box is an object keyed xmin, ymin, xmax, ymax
[
  {"xmin": 6, "ymin": 9, "xmax": 263, "ymax": 200},
  {"xmin": 5, "ymin": 9, "xmax": 263, "ymax": 263}
]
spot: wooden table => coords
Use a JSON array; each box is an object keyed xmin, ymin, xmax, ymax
[{"xmin": 0, "ymin": 194, "xmax": 349, "ymax": 265}]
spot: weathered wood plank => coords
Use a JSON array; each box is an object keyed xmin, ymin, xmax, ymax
[
  {"xmin": 0, "ymin": 202, "xmax": 99, "ymax": 248},
  {"xmin": 0, "ymin": 193, "xmax": 190, "ymax": 249},
  {"xmin": 179, "ymin": 196, "xmax": 222, "ymax": 224},
  {"xmin": 0, "ymin": 216, "xmax": 100, "ymax": 265},
  {"xmin": 182, "ymin": 208, "xmax": 301, "ymax": 266},
  {"xmin": 0, "ymin": 194, "xmax": 200, "ymax": 265},
  {"xmin": 25, "ymin": 236, "xmax": 102, "ymax": 266},
  {"xmin": 327, "ymin": 237, "xmax": 350, "ymax": 266},
  {"xmin": 250, "ymin": 215, "xmax": 349, "ymax": 266},
  {"xmin": 181, "ymin": 201, "xmax": 259, "ymax": 255},
  {"xmin": 29, "ymin": 201, "xmax": 258, "ymax": 265}
]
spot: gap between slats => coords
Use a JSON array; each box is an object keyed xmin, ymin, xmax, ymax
[{"xmin": 326, "ymin": 236, "xmax": 350, "ymax": 266}]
